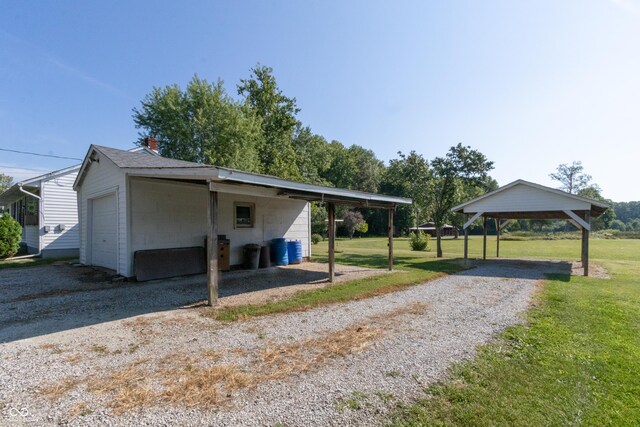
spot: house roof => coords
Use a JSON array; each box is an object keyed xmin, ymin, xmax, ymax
[
  {"xmin": 0, "ymin": 164, "xmax": 81, "ymax": 206},
  {"xmin": 451, "ymin": 179, "xmax": 609, "ymax": 220},
  {"xmin": 75, "ymin": 145, "xmax": 412, "ymax": 208}
]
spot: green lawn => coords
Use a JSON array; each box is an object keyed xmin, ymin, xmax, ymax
[{"xmin": 311, "ymin": 236, "xmax": 640, "ymax": 426}]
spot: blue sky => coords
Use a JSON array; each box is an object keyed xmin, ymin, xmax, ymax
[{"xmin": 1, "ymin": 0, "xmax": 638, "ymax": 201}]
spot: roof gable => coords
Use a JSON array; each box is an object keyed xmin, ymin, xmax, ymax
[{"xmin": 451, "ymin": 179, "xmax": 609, "ymax": 218}]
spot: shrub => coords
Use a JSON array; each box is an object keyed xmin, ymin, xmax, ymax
[
  {"xmin": 409, "ymin": 231, "xmax": 430, "ymax": 251},
  {"xmin": 0, "ymin": 213, "xmax": 22, "ymax": 258},
  {"xmin": 311, "ymin": 233, "xmax": 323, "ymax": 245}
]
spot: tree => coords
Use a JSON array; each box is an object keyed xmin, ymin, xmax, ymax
[
  {"xmin": 429, "ymin": 143, "xmax": 494, "ymax": 257},
  {"xmin": 549, "ymin": 161, "xmax": 592, "ymax": 194},
  {"xmin": 343, "ymin": 210, "xmax": 365, "ymax": 239},
  {"xmin": 0, "ymin": 173, "xmax": 12, "ymax": 194},
  {"xmin": 133, "ymin": 75, "xmax": 262, "ymax": 171},
  {"xmin": 577, "ymin": 185, "xmax": 615, "ymax": 230},
  {"xmin": 238, "ymin": 65, "xmax": 301, "ymax": 179},
  {"xmin": 292, "ymin": 125, "xmax": 332, "ymax": 185},
  {"xmin": 382, "ymin": 151, "xmax": 431, "ymax": 230}
]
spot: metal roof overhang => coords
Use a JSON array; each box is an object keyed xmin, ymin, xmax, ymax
[{"xmin": 124, "ymin": 167, "xmax": 412, "ymax": 208}]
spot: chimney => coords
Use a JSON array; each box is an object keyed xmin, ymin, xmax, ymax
[{"xmin": 144, "ymin": 137, "xmax": 159, "ymax": 153}]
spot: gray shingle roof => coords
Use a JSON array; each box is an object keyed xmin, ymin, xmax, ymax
[{"xmin": 94, "ymin": 145, "xmax": 213, "ymax": 169}]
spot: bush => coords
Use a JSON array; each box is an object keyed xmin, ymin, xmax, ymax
[
  {"xmin": 311, "ymin": 233, "xmax": 323, "ymax": 245},
  {"xmin": 409, "ymin": 231, "xmax": 430, "ymax": 251},
  {"xmin": 0, "ymin": 213, "xmax": 22, "ymax": 258}
]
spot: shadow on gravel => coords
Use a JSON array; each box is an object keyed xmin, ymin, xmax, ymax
[
  {"xmin": 0, "ymin": 263, "xmax": 362, "ymax": 343},
  {"xmin": 452, "ymin": 259, "xmax": 573, "ymax": 282}
]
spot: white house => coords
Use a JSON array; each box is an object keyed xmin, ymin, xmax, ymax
[
  {"xmin": 0, "ymin": 165, "xmax": 81, "ymax": 257},
  {"xmin": 73, "ymin": 145, "xmax": 411, "ymax": 286},
  {"xmin": 0, "ymin": 146, "xmax": 160, "ymax": 258}
]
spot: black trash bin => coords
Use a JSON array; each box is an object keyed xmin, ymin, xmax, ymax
[
  {"xmin": 243, "ymin": 244, "xmax": 261, "ymax": 270},
  {"xmin": 259, "ymin": 244, "xmax": 271, "ymax": 268}
]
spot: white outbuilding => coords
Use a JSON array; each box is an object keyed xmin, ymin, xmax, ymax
[
  {"xmin": 452, "ymin": 179, "xmax": 610, "ymax": 276},
  {"xmin": 74, "ymin": 145, "xmax": 411, "ymax": 304}
]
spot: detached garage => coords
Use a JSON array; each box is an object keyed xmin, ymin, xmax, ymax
[{"xmin": 74, "ymin": 145, "xmax": 411, "ymax": 303}]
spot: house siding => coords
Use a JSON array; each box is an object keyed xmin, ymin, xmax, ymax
[
  {"xmin": 129, "ymin": 178, "xmax": 310, "ymax": 270},
  {"xmin": 41, "ymin": 171, "xmax": 79, "ymax": 251},
  {"xmin": 22, "ymin": 225, "xmax": 39, "ymax": 252},
  {"xmin": 464, "ymin": 183, "xmax": 590, "ymax": 213},
  {"xmin": 77, "ymin": 156, "xmax": 127, "ymax": 274}
]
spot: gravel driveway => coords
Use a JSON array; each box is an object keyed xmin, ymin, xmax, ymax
[{"xmin": 0, "ymin": 260, "xmax": 566, "ymax": 426}]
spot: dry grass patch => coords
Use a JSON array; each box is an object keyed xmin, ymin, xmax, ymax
[
  {"xmin": 41, "ymin": 378, "xmax": 80, "ymax": 401},
  {"xmin": 68, "ymin": 402, "xmax": 93, "ymax": 417},
  {"xmin": 40, "ymin": 302, "xmax": 429, "ymax": 414},
  {"xmin": 65, "ymin": 353, "xmax": 82, "ymax": 364}
]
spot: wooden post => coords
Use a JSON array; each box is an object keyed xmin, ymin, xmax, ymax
[
  {"xmin": 328, "ymin": 203, "xmax": 335, "ymax": 282},
  {"xmin": 582, "ymin": 211, "xmax": 590, "ymax": 276},
  {"xmin": 463, "ymin": 214, "xmax": 469, "ymax": 264},
  {"xmin": 388, "ymin": 207, "xmax": 394, "ymax": 271},
  {"xmin": 496, "ymin": 218, "xmax": 501, "ymax": 258},
  {"xmin": 207, "ymin": 191, "xmax": 219, "ymax": 306},
  {"xmin": 482, "ymin": 216, "xmax": 488, "ymax": 260}
]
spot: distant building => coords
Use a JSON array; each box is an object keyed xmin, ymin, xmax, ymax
[{"xmin": 409, "ymin": 221, "xmax": 457, "ymax": 237}]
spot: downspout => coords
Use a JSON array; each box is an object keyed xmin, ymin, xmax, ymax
[{"xmin": 6, "ymin": 184, "xmax": 43, "ymax": 259}]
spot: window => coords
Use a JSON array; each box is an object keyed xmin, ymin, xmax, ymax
[{"xmin": 234, "ymin": 202, "xmax": 255, "ymax": 229}]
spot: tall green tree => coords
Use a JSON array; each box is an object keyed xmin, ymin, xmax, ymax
[
  {"xmin": 578, "ymin": 185, "xmax": 614, "ymax": 230},
  {"xmin": 322, "ymin": 141, "xmax": 385, "ymax": 193},
  {"xmin": 382, "ymin": 151, "xmax": 431, "ymax": 230},
  {"xmin": 132, "ymin": 75, "xmax": 262, "ymax": 171},
  {"xmin": 0, "ymin": 173, "xmax": 13, "ymax": 194},
  {"xmin": 292, "ymin": 125, "xmax": 332, "ymax": 185},
  {"xmin": 238, "ymin": 65, "xmax": 301, "ymax": 179},
  {"xmin": 429, "ymin": 143, "xmax": 494, "ymax": 257},
  {"xmin": 549, "ymin": 161, "xmax": 592, "ymax": 194}
]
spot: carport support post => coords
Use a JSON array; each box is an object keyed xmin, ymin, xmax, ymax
[
  {"xmin": 496, "ymin": 218, "xmax": 501, "ymax": 258},
  {"xmin": 582, "ymin": 211, "xmax": 590, "ymax": 277},
  {"xmin": 328, "ymin": 202, "xmax": 335, "ymax": 282},
  {"xmin": 482, "ymin": 216, "xmax": 488, "ymax": 260},
  {"xmin": 388, "ymin": 207, "xmax": 394, "ymax": 271},
  {"xmin": 463, "ymin": 214, "xmax": 469, "ymax": 264},
  {"xmin": 207, "ymin": 191, "xmax": 219, "ymax": 306}
]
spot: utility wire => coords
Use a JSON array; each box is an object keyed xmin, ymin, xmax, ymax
[{"xmin": 0, "ymin": 147, "xmax": 82, "ymax": 161}]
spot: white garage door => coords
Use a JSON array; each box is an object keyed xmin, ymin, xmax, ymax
[{"xmin": 91, "ymin": 193, "xmax": 117, "ymax": 270}]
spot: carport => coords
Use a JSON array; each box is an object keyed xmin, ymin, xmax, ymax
[
  {"xmin": 451, "ymin": 180, "xmax": 609, "ymax": 276},
  {"xmin": 204, "ymin": 171, "xmax": 412, "ymax": 305}
]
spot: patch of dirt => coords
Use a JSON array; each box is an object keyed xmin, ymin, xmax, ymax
[{"xmin": 571, "ymin": 261, "xmax": 609, "ymax": 279}]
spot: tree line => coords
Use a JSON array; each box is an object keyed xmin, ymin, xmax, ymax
[{"xmin": 132, "ymin": 65, "xmax": 495, "ymax": 256}]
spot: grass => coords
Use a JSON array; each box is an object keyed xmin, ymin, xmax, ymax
[
  {"xmin": 362, "ymin": 237, "xmax": 640, "ymax": 426},
  {"xmin": 207, "ymin": 256, "xmax": 459, "ymax": 321},
  {"xmin": 0, "ymin": 256, "xmax": 77, "ymax": 270},
  {"xmin": 204, "ymin": 235, "xmax": 638, "ymax": 321}
]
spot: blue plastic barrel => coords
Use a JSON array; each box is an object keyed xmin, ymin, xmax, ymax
[
  {"xmin": 287, "ymin": 240, "xmax": 303, "ymax": 264},
  {"xmin": 271, "ymin": 238, "xmax": 289, "ymax": 266}
]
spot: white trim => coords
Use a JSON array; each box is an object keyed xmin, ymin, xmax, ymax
[
  {"xmin": 464, "ymin": 212, "xmax": 484, "ymax": 229},
  {"xmin": 563, "ymin": 210, "xmax": 590, "ymax": 231}
]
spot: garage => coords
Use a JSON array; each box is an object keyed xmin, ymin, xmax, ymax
[{"xmin": 90, "ymin": 193, "xmax": 117, "ymax": 270}]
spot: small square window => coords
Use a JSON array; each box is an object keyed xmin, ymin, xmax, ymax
[{"xmin": 234, "ymin": 202, "xmax": 255, "ymax": 229}]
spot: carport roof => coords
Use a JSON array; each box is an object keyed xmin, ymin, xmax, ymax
[
  {"xmin": 451, "ymin": 179, "xmax": 609, "ymax": 220},
  {"xmin": 75, "ymin": 145, "xmax": 412, "ymax": 208}
]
